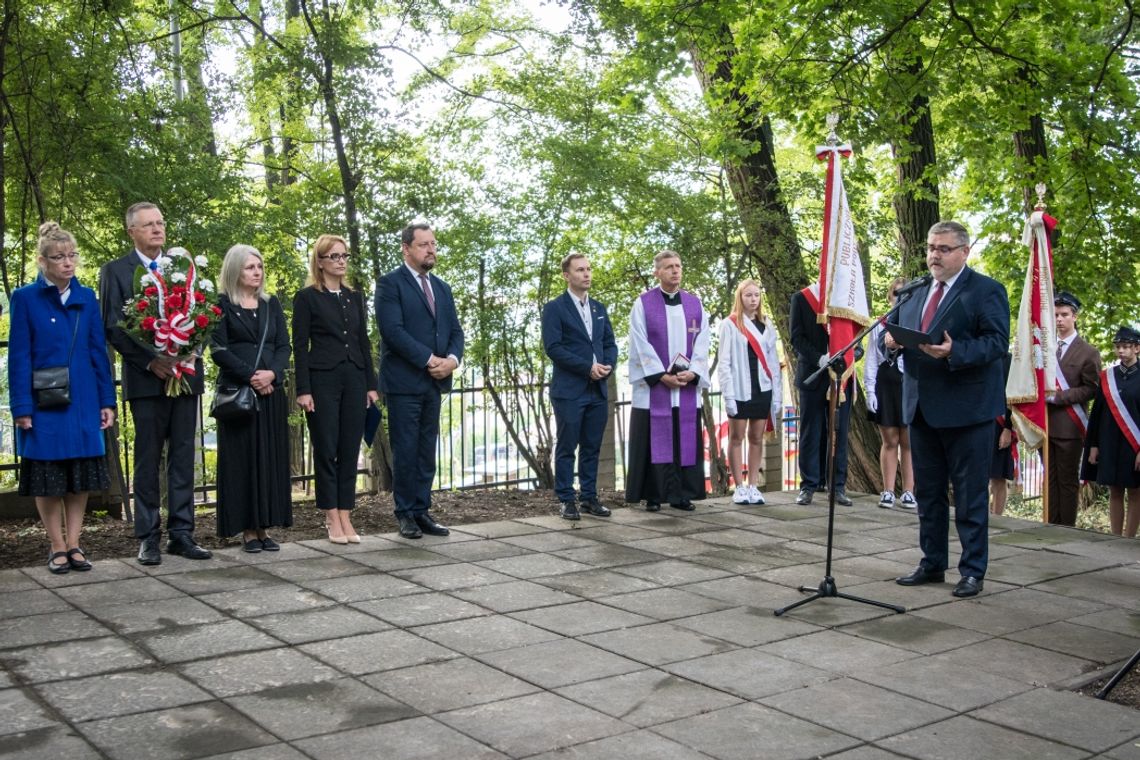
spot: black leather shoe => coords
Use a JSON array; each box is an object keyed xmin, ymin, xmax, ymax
[
  {"xmin": 397, "ymin": 514, "xmax": 423, "ymax": 539},
  {"xmin": 645, "ymin": 502, "xmax": 661, "ymax": 512},
  {"xmin": 415, "ymin": 513, "xmax": 449, "ymax": 536},
  {"xmin": 259, "ymin": 536, "xmax": 280, "ymax": 551},
  {"xmin": 47, "ymin": 551, "xmax": 70, "ymax": 575},
  {"xmin": 66, "ymin": 547, "xmax": 92, "ymax": 571},
  {"xmin": 952, "ymin": 576, "xmax": 984, "ymax": 597},
  {"xmin": 560, "ymin": 501, "xmax": 581, "ymax": 521},
  {"xmin": 580, "ymin": 500, "xmax": 611, "ymax": 517},
  {"xmin": 242, "ymin": 539, "xmax": 263, "ymax": 553},
  {"xmin": 896, "ymin": 566, "xmax": 945, "ymax": 586},
  {"xmin": 137, "ymin": 537, "xmax": 161, "ymax": 566},
  {"xmin": 670, "ymin": 501, "xmax": 695, "ymax": 512},
  {"xmin": 795, "ymin": 487, "xmax": 813, "ymax": 505},
  {"xmin": 167, "ymin": 537, "xmax": 212, "ymax": 560},
  {"xmin": 834, "ymin": 489, "xmax": 853, "ymax": 507}
]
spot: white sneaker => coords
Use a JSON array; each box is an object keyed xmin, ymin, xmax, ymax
[
  {"xmin": 899, "ymin": 491, "xmax": 918, "ymax": 510},
  {"xmin": 733, "ymin": 486, "xmax": 750, "ymax": 504},
  {"xmin": 747, "ymin": 485, "xmax": 765, "ymax": 505},
  {"xmin": 878, "ymin": 491, "xmax": 895, "ymax": 508}
]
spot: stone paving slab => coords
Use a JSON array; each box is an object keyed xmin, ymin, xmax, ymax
[{"xmin": 0, "ymin": 492, "xmax": 1134, "ymax": 760}]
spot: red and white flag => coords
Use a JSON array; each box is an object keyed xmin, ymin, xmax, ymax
[
  {"xmin": 1006, "ymin": 210, "xmax": 1058, "ymax": 449},
  {"xmin": 815, "ymin": 142, "xmax": 870, "ymax": 390}
]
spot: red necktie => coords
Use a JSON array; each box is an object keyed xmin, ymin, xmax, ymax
[
  {"xmin": 419, "ymin": 274, "xmax": 435, "ymax": 316},
  {"xmin": 920, "ymin": 281, "xmax": 944, "ymax": 333}
]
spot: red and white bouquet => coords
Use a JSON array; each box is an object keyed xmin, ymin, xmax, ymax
[{"xmin": 120, "ymin": 247, "xmax": 223, "ymax": 396}]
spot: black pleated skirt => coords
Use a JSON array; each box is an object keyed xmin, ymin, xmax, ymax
[
  {"xmin": 19, "ymin": 456, "xmax": 109, "ymax": 497},
  {"xmin": 215, "ymin": 387, "xmax": 294, "ymax": 537}
]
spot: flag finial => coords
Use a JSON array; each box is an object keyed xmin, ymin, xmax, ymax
[
  {"xmin": 825, "ymin": 113, "xmax": 840, "ymax": 146},
  {"xmin": 1034, "ymin": 182, "xmax": 1047, "ymax": 210}
]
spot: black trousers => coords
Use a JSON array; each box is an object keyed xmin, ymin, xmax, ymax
[
  {"xmin": 306, "ymin": 362, "xmax": 367, "ymax": 510},
  {"xmin": 130, "ymin": 394, "xmax": 199, "ymax": 540}
]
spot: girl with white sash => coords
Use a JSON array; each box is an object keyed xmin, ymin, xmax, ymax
[
  {"xmin": 716, "ymin": 280, "xmax": 781, "ymax": 505},
  {"xmin": 1082, "ymin": 326, "xmax": 1140, "ymax": 537}
]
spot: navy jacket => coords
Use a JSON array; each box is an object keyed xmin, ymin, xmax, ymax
[
  {"xmin": 892, "ymin": 266, "xmax": 1010, "ymax": 428},
  {"xmin": 8, "ymin": 276, "xmax": 116, "ymax": 460},
  {"xmin": 541, "ymin": 292, "xmax": 618, "ymax": 401},
  {"xmin": 375, "ymin": 265, "xmax": 464, "ymax": 394}
]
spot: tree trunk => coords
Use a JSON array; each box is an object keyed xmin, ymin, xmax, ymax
[
  {"xmin": 891, "ymin": 86, "xmax": 940, "ymax": 276},
  {"xmin": 1013, "ymin": 114, "xmax": 1048, "ymax": 213}
]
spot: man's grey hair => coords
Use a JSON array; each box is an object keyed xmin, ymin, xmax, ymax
[
  {"xmin": 653, "ymin": 249, "xmax": 681, "ymax": 269},
  {"xmin": 125, "ymin": 202, "xmax": 161, "ymax": 229},
  {"xmin": 927, "ymin": 221, "xmax": 970, "ymax": 248}
]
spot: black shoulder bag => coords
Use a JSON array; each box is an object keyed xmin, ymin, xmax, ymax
[
  {"xmin": 33, "ymin": 311, "xmax": 81, "ymax": 409},
  {"xmin": 209, "ymin": 309, "xmax": 270, "ymax": 422}
]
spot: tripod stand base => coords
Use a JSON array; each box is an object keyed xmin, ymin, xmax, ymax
[{"xmin": 774, "ymin": 576, "xmax": 906, "ymax": 617}]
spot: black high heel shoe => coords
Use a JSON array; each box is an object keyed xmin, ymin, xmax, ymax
[
  {"xmin": 66, "ymin": 548, "xmax": 92, "ymax": 571},
  {"xmin": 48, "ymin": 551, "xmax": 70, "ymax": 575}
]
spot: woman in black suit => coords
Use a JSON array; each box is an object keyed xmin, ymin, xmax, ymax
[
  {"xmin": 292, "ymin": 234, "xmax": 379, "ymax": 544},
  {"xmin": 211, "ymin": 244, "xmax": 292, "ymax": 551}
]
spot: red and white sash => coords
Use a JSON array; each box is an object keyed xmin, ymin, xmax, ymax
[
  {"xmin": 729, "ymin": 314, "xmax": 777, "ymax": 433},
  {"xmin": 729, "ymin": 315, "xmax": 773, "ymax": 381},
  {"xmin": 1102, "ymin": 367, "xmax": 1140, "ymax": 454},
  {"xmin": 1055, "ymin": 371, "xmax": 1089, "ymax": 435}
]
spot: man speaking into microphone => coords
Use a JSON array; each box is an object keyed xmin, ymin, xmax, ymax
[{"xmin": 886, "ymin": 221, "xmax": 1009, "ymax": 598}]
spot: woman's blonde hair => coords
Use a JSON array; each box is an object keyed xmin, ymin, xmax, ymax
[
  {"xmin": 36, "ymin": 221, "xmax": 76, "ymax": 272},
  {"xmin": 219, "ymin": 244, "xmax": 267, "ymax": 302},
  {"xmin": 306, "ymin": 234, "xmax": 350, "ymax": 292},
  {"xmin": 730, "ymin": 279, "xmax": 764, "ymax": 327}
]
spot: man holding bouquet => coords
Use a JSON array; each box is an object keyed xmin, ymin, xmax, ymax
[
  {"xmin": 99, "ymin": 202, "xmax": 211, "ymax": 564},
  {"xmin": 624, "ymin": 250, "xmax": 710, "ymax": 512}
]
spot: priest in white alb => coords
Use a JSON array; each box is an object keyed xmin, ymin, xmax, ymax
[{"xmin": 625, "ymin": 250, "xmax": 710, "ymax": 512}]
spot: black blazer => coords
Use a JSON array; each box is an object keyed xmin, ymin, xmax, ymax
[
  {"xmin": 789, "ymin": 290, "xmax": 860, "ymax": 393},
  {"xmin": 99, "ymin": 251, "xmax": 205, "ymax": 399},
  {"xmin": 291, "ymin": 285, "xmax": 378, "ymax": 396},
  {"xmin": 210, "ymin": 294, "xmax": 290, "ymax": 388}
]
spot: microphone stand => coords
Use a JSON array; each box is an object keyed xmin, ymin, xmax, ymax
[{"xmin": 774, "ymin": 289, "xmax": 922, "ymax": 617}]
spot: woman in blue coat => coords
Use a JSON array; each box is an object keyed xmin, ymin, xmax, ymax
[{"xmin": 8, "ymin": 222, "xmax": 117, "ymax": 573}]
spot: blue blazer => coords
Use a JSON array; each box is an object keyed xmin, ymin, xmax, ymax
[
  {"xmin": 8, "ymin": 276, "xmax": 117, "ymax": 460},
  {"xmin": 375, "ymin": 265, "xmax": 464, "ymax": 394},
  {"xmin": 893, "ymin": 266, "xmax": 1010, "ymax": 428},
  {"xmin": 541, "ymin": 292, "xmax": 618, "ymax": 401}
]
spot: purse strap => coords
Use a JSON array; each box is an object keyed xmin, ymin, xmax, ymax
[{"xmin": 250, "ymin": 304, "xmax": 270, "ymax": 371}]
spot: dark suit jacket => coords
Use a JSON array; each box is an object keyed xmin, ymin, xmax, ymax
[
  {"xmin": 1048, "ymin": 335, "xmax": 1101, "ymax": 440},
  {"xmin": 210, "ymin": 295, "xmax": 291, "ymax": 388},
  {"xmin": 375, "ymin": 264, "xmax": 464, "ymax": 395},
  {"xmin": 291, "ymin": 285, "xmax": 378, "ymax": 396},
  {"xmin": 789, "ymin": 289, "xmax": 859, "ymax": 393},
  {"xmin": 541, "ymin": 292, "xmax": 618, "ymax": 401},
  {"xmin": 893, "ymin": 266, "xmax": 1010, "ymax": 428},
  {"xmin": 99, "ymin": 251, "xmax": 204, "ymax": 399}
]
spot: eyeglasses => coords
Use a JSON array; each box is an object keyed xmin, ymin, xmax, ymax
[
  {"xmin": 46, "ymin": 252, "xmax": 80, "ymax": 262},
  {"xmin": 926, "ymin": 244, "xmax": 966, "ymax": 255},
  {"xmin": 320, "ymin": 253, "xmax": 350, "ymax": 262}
]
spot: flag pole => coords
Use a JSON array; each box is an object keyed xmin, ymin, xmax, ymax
[{"xmin": 1037, "ymin": 183, "xmax": 1051, "ymax": 524}]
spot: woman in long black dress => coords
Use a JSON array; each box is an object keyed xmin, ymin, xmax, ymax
[
  {"xmin": 292, "ymin": 235, "xmax": 379, "ymax": 544},
  {"xmin": 864, "ymin": 276, "xmax": 915, "ymax": 510},
  {"xmin": 211, "ymin": 244, "xmax": 292, "ymax": 550},
  {"xmin": 1083, "ymin": 326, "xmax": 1140, "ymax": 537}
]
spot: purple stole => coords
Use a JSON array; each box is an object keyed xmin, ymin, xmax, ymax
[{"xmin": 641, "ymin": 289, "xmax": 702, "ymax": 466}]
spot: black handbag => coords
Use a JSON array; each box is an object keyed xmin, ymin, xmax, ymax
[
  {"xmin": 32, "ymin": 312, "xmax": 80, "ymax": 409},
  {"xmin": 209, "ymin": 306, "xmax": 270, "ymax": 422}
]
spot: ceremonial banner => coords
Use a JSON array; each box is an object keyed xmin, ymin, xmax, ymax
[
  {"xmin": 1006, "ymin": 210, "xmax": 1057, "ymax": 450},
  {"xmin": 815, "ymin": 142, "xmax": 870, "ymax": 390}
]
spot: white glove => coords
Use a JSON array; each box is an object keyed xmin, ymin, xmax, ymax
[
  {"xmin": 818, "ymin": 354, "xmax": 831, "ymax": 369},
  {"xmin": 725, "ymin": 399, "xmax": 737, "ymax": 416},
  {"xmin": 866, "ymin": 391, "xmax": 878, "ymax": 414}
]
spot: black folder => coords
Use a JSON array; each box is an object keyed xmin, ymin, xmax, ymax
[{"xmin": 885, "ymin": 323, "xmax": 935, "ymax": 349}]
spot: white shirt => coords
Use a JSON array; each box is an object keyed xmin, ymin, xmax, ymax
[
  {"xmin": 568, "ymin": 289, "xmax": 592, "ymax": 339},
  {"xmin": 921, "ymin": 267, "xmax": 965, "ymax": 315},
  {"xmin": 1057, "ymin": 330, "xmax": 1079, "ymax": 360}
]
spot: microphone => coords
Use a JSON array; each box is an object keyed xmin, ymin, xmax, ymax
[{"xmin": 894, "ymin": 274, "xmax": 932, "ymax": 298}]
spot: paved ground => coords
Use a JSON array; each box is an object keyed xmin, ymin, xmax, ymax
[{"xmin": 1, "ymin": 490, "xmax": 1138, "ymax": 760}]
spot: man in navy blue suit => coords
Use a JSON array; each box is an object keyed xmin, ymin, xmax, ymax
[
  {"xmin": 887, "ymin": 220, "xmax": 1009, "ymax": 598},
  {"xmin": 542, "ymin": 254, "xmax": 618, "ymax": 521},
  {"xmin": 376, "ymin": 223, "xmax": 465, "ymax": 539}
]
